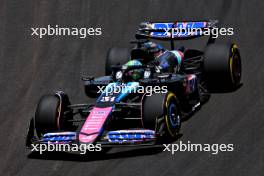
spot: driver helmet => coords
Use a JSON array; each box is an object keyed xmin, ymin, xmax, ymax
[
  {"xmin": 124, "ymin": 60, "xmax": 144, "ymax": 81},
  {"xmin": 144, "ymin": 42, "xmax": 164, "ymax": 58}
]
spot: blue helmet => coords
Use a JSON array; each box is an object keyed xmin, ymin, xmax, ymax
[{"xmin": 143, "ymin": 42, "xmax": 164, "ymax": 53}]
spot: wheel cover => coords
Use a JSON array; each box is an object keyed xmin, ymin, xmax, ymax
[
  {"xmin": 165, "ymin": 93, "xmax": 181, "ymax": 137},
  {"xmin": 169, "ymin": 104, "xmax": 180, "ymax": 127}
]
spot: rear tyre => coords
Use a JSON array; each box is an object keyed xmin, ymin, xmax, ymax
[
  {"xmin": 142, "ymin": 92, "xmax": 181, "ymax": 140},
  {"xmin": 105, "ymin": 47, "xmax": 130, "ymax": 75},
  {"xmin": 204, "ymin": 43, "xmax": 242, "ymax": 92},
  {"xmin": 35, "ymin": 93, "xmax": 73, "ymax": 137}
]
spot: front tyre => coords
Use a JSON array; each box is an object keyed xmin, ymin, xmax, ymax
[
  {"xmin": 142, "ymin": 92, "xmax": 181, "ymax": 140},
  {"xmin": 35, "ymin": 92, "xmax": 73, "ymax": 137}
]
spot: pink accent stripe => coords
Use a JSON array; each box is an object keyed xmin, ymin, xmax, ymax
[
  {"xmin": 178, "ymin": 51, "xmax": 184, "ymax": 61},
  {"xmin": 79, "ymin": 107, "xmax": 112, "ymax": 143}
]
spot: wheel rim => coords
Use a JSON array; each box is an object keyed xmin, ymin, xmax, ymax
[
  {"xmin": 169, "ymin": 103, "xmax": 180, "ymax": 128},
  {"xmin": 165, "ymin": 93, "xmax": 181, "ymax": 137},
  {"xmin": 232, "ymin": 53, "xmax": 241, "ymax": 83},
  {"xmin": 230, "ymin": 45, "xmax": 242, "ymax": 85}
]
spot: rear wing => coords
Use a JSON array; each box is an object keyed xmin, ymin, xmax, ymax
[
  {"xmin": 136, "ymin": 20, "xmax": 218, "ymax": 39},
  {"xmin": 136, "ymin": 20, "xmax": 218, "ymax": 49}
]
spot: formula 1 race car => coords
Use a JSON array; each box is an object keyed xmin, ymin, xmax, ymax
[{"xmin": 26, "ymin": 20, "xmax": 241, "ymax": 151}]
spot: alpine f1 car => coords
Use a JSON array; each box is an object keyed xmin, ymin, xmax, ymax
[{"xmin": 26, "ymin": 20, "xmax": 242, "ymax": 151}]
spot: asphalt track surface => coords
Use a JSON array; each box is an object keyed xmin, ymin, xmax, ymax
[{"xmin": 0, "ymin": 0, "xmax": 264, "ymax": 176}]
